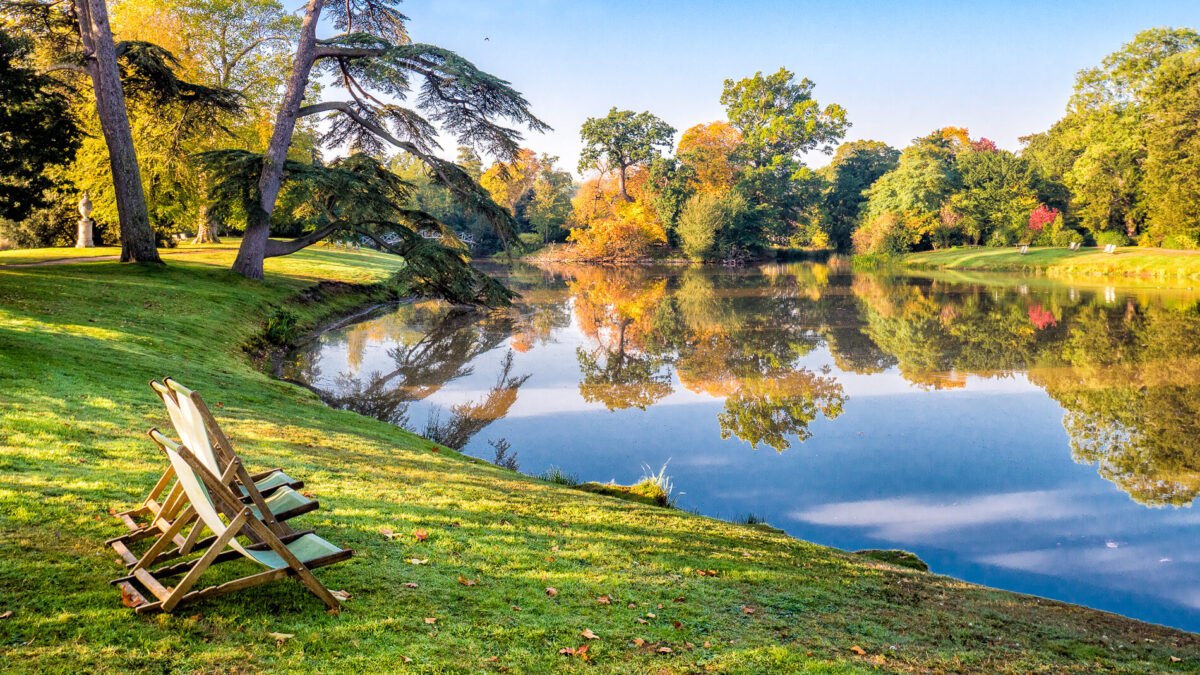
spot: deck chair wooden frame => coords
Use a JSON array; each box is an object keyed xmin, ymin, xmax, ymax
[
  {"xmin": 109, "ymin": 380, "xmax": 316, "ymax": 567},
  {"xmin": 111, "ymin": 430, "xmax": 351, "ymax": 615}
]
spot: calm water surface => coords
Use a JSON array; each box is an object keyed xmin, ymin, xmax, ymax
[{"xmin": 284, "ymin": 262, "xmax": 1200, "ymax": 632}]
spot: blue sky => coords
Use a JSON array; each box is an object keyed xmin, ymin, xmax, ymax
[{"xmin": 387, "ymin": 0, "xmax": 1200, "ymax": 174}]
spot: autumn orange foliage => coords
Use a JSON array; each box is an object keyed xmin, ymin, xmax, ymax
[
  {"xmin": 480, "ymin": 148, "xmax": 544, "ymax": 213},
  {"xmin": 677, "ymin": 121, "xmax": 742, "ymax": 194},
  {"xmin": 568, "ymin": 169, "xmax": 666, "ymax": 259}
]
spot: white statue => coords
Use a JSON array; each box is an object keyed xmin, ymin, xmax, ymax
[{"xmin": 76, "ymin": 191, "xmax": 94, "ymax": 248}]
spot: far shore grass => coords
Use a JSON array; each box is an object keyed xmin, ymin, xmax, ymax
[
  {"xmin": 1, "ymin": 245, "xmax": 1198, "ymax": 673},
  {"xmin": 899, "ymin": 245, "xmax": 1200, "ymax": 285}
]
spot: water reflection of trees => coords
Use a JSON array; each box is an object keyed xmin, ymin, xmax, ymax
[
  {"xmin": 849, "ymin": 275, "xmax": 1200, "ymax": 506},
  {"xmin": 565, "ymin": 264, "xmax": 848, "ymax": 450},
  {"xmin": 293, "ymin": 262, "xmax": 1200, "ymax": 506},
  {"xmin": 291, "ymin": 302, "xmax": 528, "ymax": 446}
]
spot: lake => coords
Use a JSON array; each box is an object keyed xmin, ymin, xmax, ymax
[{"xmin": 283, "ymin": 261, "xmax": 1200, "ymax": 632}]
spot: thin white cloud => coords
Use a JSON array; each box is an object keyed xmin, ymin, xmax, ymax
[{"xmin": 790, "ymin": 490, "xmax": 1084, "ymax": 541}]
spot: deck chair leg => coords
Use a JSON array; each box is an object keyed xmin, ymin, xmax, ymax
[
  {"xmin": 133, "ymin": 505, "xmax": 196, "ymax": 571},
  {"xmin": 241, "ymin": 515, "xmax": 340, "ymax": 611},
  {"xmin": 144, "ymin": 465, "xmax": 175, "ymax": 505},
  {"xmin": 179, "ymin": 517, "xmax": 207, "ymax": 556},
  {"xmin": 161, "ymin": 509, "xmax": 249, "ymax": 613}
]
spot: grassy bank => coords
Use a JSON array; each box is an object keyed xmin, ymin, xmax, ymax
[
  {"xmin": 1, "ymin": 246, "xmax": 1198, "ymax": 673},
  {"xmin": 900, "ymin": 246, "xmax": 1200, "ymax": 283}
]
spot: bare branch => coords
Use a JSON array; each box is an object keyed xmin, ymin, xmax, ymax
[
  {"xmin": 39, "ymin": 62, "xmax": 90, "ymax": 76},
  {"xmin": 262, "ymin": 221, "xmax": 346, "ymax": 257}
]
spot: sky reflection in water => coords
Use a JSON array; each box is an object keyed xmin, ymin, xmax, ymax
[{"xmin": 283, "ymin": 262, "xmax": 1200, "ymax": 632}]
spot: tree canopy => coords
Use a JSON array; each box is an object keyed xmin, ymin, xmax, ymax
[{"xmin": 578, "ymin": 108, "xmax": 675, "ymax": 202}]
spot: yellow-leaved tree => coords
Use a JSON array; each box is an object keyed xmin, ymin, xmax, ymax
[{"xmin": 568, "ymin": 169, "xmax": 666, "ymax": 260}]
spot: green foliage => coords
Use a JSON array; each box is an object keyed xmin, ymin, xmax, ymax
[
  {"xmin": 262, "ymin": 306, "xmax": 301, "ymax": 345},
  {"xmin": 0, "ymin": 29, "xmax": 81, "ymax": 223},
  {"xmin": 953, "ymin": 148, "xmax": 1039, "ymax": 246},
  {"xmin": 676, "ymin": 191, "xmax": 753, "ymax": 261},
  {"xmin": 721, "ymin": 68, "xmax": 848, "ymax": 233},
  {"xmin": 817, "ymin": 140, "xmax": 900, "ymax": 251},
  {"xmin": 854, "ymin": 549, "xmax": 929, "ymax": 572},
  {"xmin": 1033, "ymin": 28, "xmax": 1200, "ymax": 242},
  {"xmin": 1142, "ymin": 49, "xmax": 1200, "ymax": 246},
  {"xmin": 537, "ymin": 465, "xmax": 580, "ymax": 486},
  {"xmin": 1095, "ymin": 230, "xmax": 1130, "ymax": 247},
  {"xmin": 677, "ymin": 192, "xmax": 724, "ymax": 260},
  {"xmin": 578, "ymin": 108, "xmax": 674, "ymax": 200},
  {"xmin": 855, "ymin": 131, "xmax": 960, "ymax": 253},
  {"xmin": 634, "ymin": 460, "xmax": 677, "ymax": 508},
  {"xmin": 199, "ymin": 149, "xmax": 514, "ymax": 305}
]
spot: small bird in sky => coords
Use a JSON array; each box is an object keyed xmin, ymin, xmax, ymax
[{"xmin": 484, "ymin": 36, "xmax": 490, "ymax": 41}]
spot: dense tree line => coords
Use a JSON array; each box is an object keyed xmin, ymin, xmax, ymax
[{"xmin": 558, "ymin": 27, "xmax": 1200, "ymax": 260}]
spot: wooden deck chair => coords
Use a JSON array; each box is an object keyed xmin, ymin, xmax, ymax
[
  {"xmin": 111, "ymin": 429, "xmax": 351, "ymax": 615},
  {"xmin": 109, "ymin": 380, "xmax": 317, "ymax": 565}
]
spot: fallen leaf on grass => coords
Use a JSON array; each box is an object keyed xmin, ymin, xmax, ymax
[
  {"xmin": 559, "ymin": 645, "xmax": 590, "ymax": 660},
  {"xmin": 487, "ymin": 656, "xmax": 499, "ymax": 662},
  {"xmin": 631, "ymin": 638, "xmax": 645, "ymax": 646},
  {"xmin": 0, "ymin": 611, "xmax": 12, "ymax": 620},
  {"xmin": 850, "ymin": 645, "xmax": 867, "ymax": 655},
  {"xmin": 119, "ymin": 586, "xmax": 144, "ymax": 608},
  {"xmin": 1170, "ymin": 656, "xmax": 1182, "ymax": 663},
  {"xmin": 646, "ymin": 613, "xmax": 657, "ymax": 618},
  {"xmin": 703, "ymin": 641, "xmax": 710, "ymax": 648},
  {"xmin": 400, "ymin": 656, "xmax": 413, "ymax": 663},
  {"xmin": 409, "ymin": 558, "xmax": 428, "ymax": 565},
  {"xmin": 545, "ymin": 587, "xmax": 558, "ymax": 596},
  {"xmin": 302, "ymin": 492, "xmax": 316, "ymax": 498},
  {"xmin": 597, "ymin": 595, "xmax": 611, "ymax": 605},
  {"xmin": 268, "ymin": 632, "xmax": 294, "ymax": 645},
  {"xmin": 424, "ymin": 617, "xmax": 437, "ymax": 624},
  {"xmin": 189, "ymin": 614, "xmax": 202, "ymax": 621},
  {"xmin": 404, "ymin": 582, "xmax": 419, "ymax": 588},
  {"xmin": 636, "ymin": 618, "xmax": 648, "ymax": 624},
  {"xmin": 741, "ymin": 606, "xmax": 755, "ymax": 614},
  {"xmin": 414, "ymin": 529, "xmax": 428, "ymax": 542},
  {"xmin": 628, "ymin": 602, "xmax": 636, "ymax": 608},
  {"xmin": 330, "ymin": 590, "xmax": 351, "ymax": 602},
  {"xmin": 511, "ymin": 605, "xmax": 522, "ymax": 611},
  {"xmin": 673, "ymin": 597, "xmax": 686, "ymax": 603},
  {"xmin": 657, "ymin": 646, "xmax": 673, "ymax": 654},
  {"xmin": 581, "ymin": 629, "xmax": 599, "ymax": 640},
  {"xmin": 380, "ymin": 527, "xmax": 400, "ymax": 540},
  {"xmin": 457, "ymin": 575, "xmax": 480, "ymax": 587},
  {"xmin": 672, "ymin": 621, "xmax": 682, "ymax": 630}
]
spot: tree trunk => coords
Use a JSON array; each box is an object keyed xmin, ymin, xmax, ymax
[
  {"xmin": 76, "ymin": 0, "xmax": 161, "ymax": 263},
  {"xmin": 192, "ymin": 173, "xmax": 220, "ymax": 244},
  {"xmin": 617, "ymin": 165, "xmax": 632, "ymax": 202},
  {"xmin": 231, "ymin": 0, "xmax": 325, "ymax": 280},
  {"xmin": 193, "ymin": 204, "xmax": 221, "ymax": 244}
]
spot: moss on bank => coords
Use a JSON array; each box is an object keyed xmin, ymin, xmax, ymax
[{"xmin": 0, "ymin": 245, "xmax": 1198, "ymax": 673}]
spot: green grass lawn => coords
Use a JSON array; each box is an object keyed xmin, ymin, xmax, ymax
[
  {"xmin": 901, "ymin": 246, "xmax": 1200, "ymax": 284},
  {"xmin": 1, "ymin": 247, "xmax": 1198, "ymax": 673}
]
